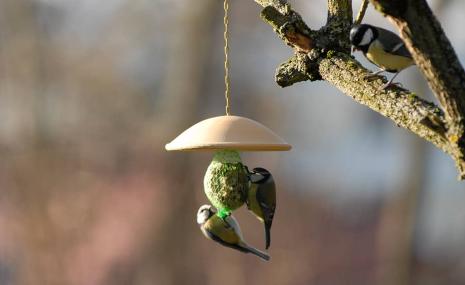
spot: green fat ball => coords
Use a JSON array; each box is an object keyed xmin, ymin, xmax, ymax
[{"xmin": 203, "ymin": 150, "xmax": 248, "ymax": 213}]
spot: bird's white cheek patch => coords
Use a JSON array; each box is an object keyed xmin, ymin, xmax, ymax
[
  {"xmin": 360, "ymin": 29, "xmax": 374, "ymax": 46},
  {"xmin": 197, "ymin": 213, "xmax": 208, "ymax": 224}
]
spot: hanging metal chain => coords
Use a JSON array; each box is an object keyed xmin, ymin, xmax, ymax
[{"xmin": 224, "ymin": 0, "xmax": 231, "ymax": 115}]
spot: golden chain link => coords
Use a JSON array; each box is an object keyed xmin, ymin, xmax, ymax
[{"xmin": 224, "ymin": 0, "xmax": 231, "ymax": 115}]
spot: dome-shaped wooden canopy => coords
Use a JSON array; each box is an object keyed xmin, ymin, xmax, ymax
[{"xmin": 165, "ymin": 115, "xmax": 291, "ymax": 151}]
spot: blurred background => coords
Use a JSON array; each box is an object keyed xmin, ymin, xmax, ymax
[{"xmin": 0, "ymin": 0, "xmax": 464, "ymax": 284}]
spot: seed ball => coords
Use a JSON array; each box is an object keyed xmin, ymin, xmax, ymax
[{"xmin": 203, "ymin": 150, "xmax": 248, "ymax": 212}]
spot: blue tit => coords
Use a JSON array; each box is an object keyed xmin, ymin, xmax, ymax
[
  {"xmin": 350, "ymin": 24, "xmax": 414, "ymax": 89},
  {"xmin": 246, "ymin": 167, "xmax": 276, "ymax": 250},
  {"xmin": 197, "ymin": 204, "xmax": 270, "ymax": 261}
]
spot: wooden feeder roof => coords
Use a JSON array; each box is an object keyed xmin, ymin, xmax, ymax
[{"xmin": 165, "ymin": 115, "xmax": 292, "ymax": 151}]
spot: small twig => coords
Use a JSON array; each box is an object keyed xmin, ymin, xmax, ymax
[{"xmin": 354, "ymin": 0, "xmax": 369, "ymax": 25}]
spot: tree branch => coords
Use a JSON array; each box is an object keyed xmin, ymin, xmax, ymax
[
  {"xmin": 327, "ymin": 0, "xmax": 352, "ymax": 26},
  {"xmin": 370, "ymin": 0, "xmax": 465, "ymax": 178},
  {"xmin": 354, "ymin": 0, "xmax": 369, "ymax": 25},
  {"xmin": 325, "ymin": 0, "xmax": 352, "ymax": 52},
  {"xmin": 260, "ymin": 5, "xmax": 315, "ymax": 53},
  {"xmin": 319, "ymin": 52, "xmax": 449, "ymax": 154},
  {"xmin": 254, "ymin": 0, "xmax": 465, "ymax": 178},
  {"xmin": 275, "ymin": 53, "xmax": 320, "ymax": 86}
]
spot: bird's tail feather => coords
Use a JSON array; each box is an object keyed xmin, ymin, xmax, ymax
[
  {"xmin": 241, "ymin": 243, "xmax": 270, "ymax": 261},
  {"xmin": 265, "ymin": 225, "xmax": 271, "ymax": 249}
]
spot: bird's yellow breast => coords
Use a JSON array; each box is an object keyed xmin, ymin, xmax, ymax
[
  {"xmin": 366, "ymin": 41, "xmax": 413, "ymax": 72},
  {"xmin": 247, "ymin": 184, "xmax": 264, "ymax": 222},
  {"xmin": 205, "ymin": 215, "xmax": 240, "ymax": 244}
]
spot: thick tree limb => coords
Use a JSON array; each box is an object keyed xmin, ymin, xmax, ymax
[
  {"xmin": 370, "ymin": 0, "xmax": 465, "ymax": 178},
  {"xmin": 254, "ymin": 0, "xmax": 465, "ymax": 178},
  {"xmin": 319, "ymin": 53, "xmax": 449, "ymax": 153}
]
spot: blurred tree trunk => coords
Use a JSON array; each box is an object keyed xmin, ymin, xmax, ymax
[
  {"xmin": 375, "ymin": 3, "xmax": 450, "ymax": 284},
  {"xmin": 0, "ymin": 0, "xmax": 64, "ymax": 285},
  {"xmin": 376, "ymin": 136, "xmax": 426, "ymax": 285},
  {"xmin": 133, "ymin": 1, "xmax": 223, "ymax": 284},
  {"xmin": 0, "ymin": 0, "xmax": 221, "ymax": 283}
]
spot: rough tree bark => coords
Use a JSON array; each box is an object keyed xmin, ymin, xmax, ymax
[{"xmin": 254, "ymin": 0, "xmax": 465, "ymax": 179}]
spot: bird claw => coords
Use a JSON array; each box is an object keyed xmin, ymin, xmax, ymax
[
  {"xmin": 364, "ymin": 71, "xmax": 386, "ymax": 81},
  {"xmin": 364, "ymin": 74, "xmax": 383, "ymax": 81},
  {"xmin": 378, "ymin": 82, "xmax": 403, "ymax": 91}
]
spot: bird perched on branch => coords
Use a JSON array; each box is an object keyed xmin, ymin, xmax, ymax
[
  {"xmin": 197, "ymin": 204, "xmax": 270, "ymax": 261},
  {"xmin": 246, "ymin": 167, "xmax": 276, "ymax": 250},
  {"xmin": 350, "ymin": 24, "xmax": 414, "ymax": 90}
]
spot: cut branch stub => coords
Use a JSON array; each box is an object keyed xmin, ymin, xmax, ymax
[
  {"xmin": 260, "ymin": 6, "xmax": 314, "ymax": 53},
  {"xmin": 275, "ymin": 53, "xmax": 321, "ymax": 87}
]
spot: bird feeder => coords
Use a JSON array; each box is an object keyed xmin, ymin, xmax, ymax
[
  {"xmin": 165, "ymin": 115, "xmax": 291, "ymax": 152},
  {"xmin": 166, "ymin": 116, "xmax": 291, "ymax": 215},
  {"xmin": 165, "ymin": 0, "xmax": 291, "ymax": 217}
]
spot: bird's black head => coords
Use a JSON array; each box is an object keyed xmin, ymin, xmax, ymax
[
  {"xmin": 250, "ymin": 167, "xmax": 271, "ymax": 183},
  {"xmin": 350, "ymin": 24, "xmax": 377, "ymax": 53}
]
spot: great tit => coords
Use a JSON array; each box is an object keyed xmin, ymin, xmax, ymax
[
  {"xmin": 350, "ymin": 24, "xmax": 414, "ymax": 89},
  {"xmin": 197, "ymin": 204, "xmax": 270, "ymax": 261},
  {"xmin": 246, "ymin": 167, "xmax": 276, "ymax": 250}
]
